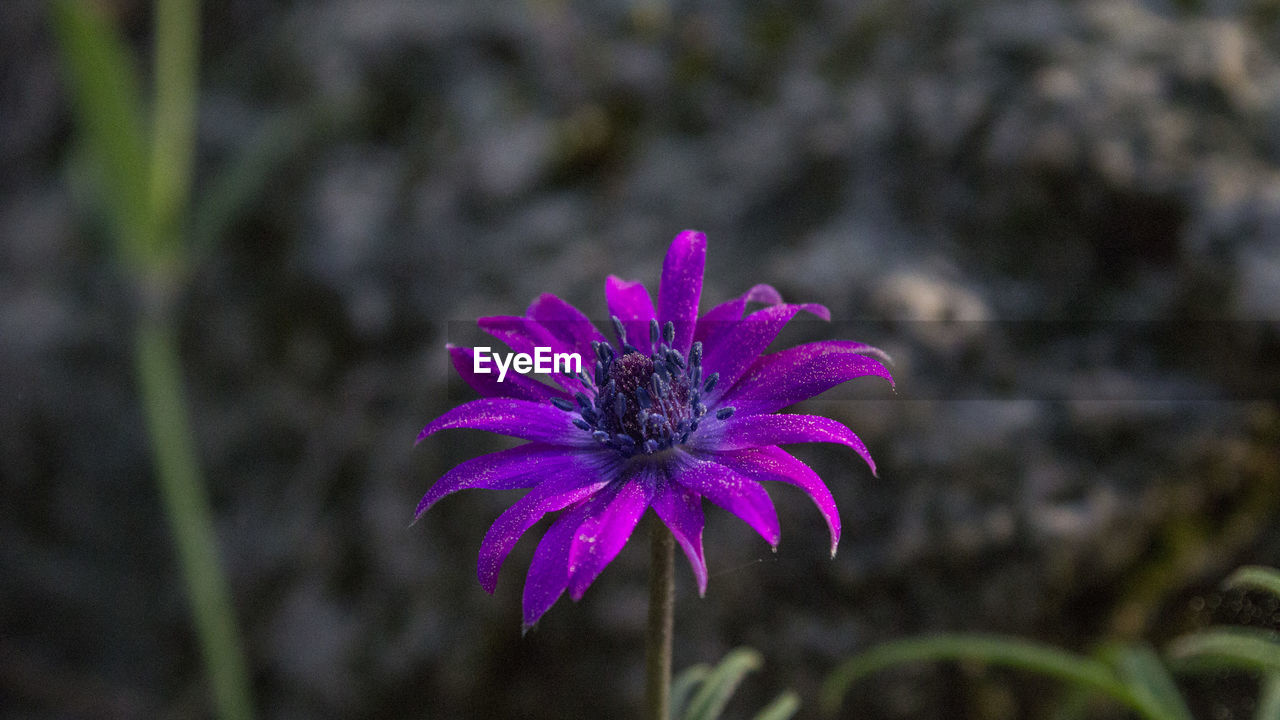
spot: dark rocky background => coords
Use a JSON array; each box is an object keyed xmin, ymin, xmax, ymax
[{"xmin": 2, "ymin": 0, "xmax": 1279, "ymax": 717}]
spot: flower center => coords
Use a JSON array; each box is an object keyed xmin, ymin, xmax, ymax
[{"xmin": 551, "ymin": 318, "xmax": 733, "ymax": 458}]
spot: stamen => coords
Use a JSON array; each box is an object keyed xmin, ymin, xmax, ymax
[
  {"xmin": 579, "ymin": 326, "xmax": 718, "ymax": 458},
  {"xmin": 611, "ymin": 316, "xmax": 628, "ymax": 348},
  {"xmin": 703, "ymin": 372, "xmax": 719, "ymax": 393},
  {"xmin": 551, "ymin": 397, "xmax": 575, "ymax": 412},
  {"xmin": 715, "ymin": 407, "xmax": 735, "ymax": 420}
]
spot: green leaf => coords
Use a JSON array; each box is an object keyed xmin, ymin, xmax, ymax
[
  {"xmin": 753, "ymin": 691, "xmax": 800, "ymax": 720},
  {"xmin": 821, "ymin": 634, "xmax": 1169, "ymax": 720},
  {"xmin": 148, "ymin": 0, "xmax": 201, "ymax": 253},
  {"xmin": 50, "ymin": 0, "xmax": 151, "ymax": 264},
  {"xmin": 1224, "ymin": 566, "xmax": 1280, "ymax": 599},
  {"xmin": 1257, "ymin": 673, "xmax": 1280, "ymax": 720},
  {"xmin": 683, "ymin": 648, "xmax": 763, "ymax": 720},
  {"xmin": 189, "ymin": 106, "xmax": 319, "ymax": 257},
  {"xmin": 1107, "ymin": 644, "xmax": 1194, "ymax": 720},
  {"xmin": 1168, "ymin": 628, "xmax": 1280, "ymax": 674},
  {"xmin": 670, "ymin": 664, "xmax": 711, "ymax": 719}
]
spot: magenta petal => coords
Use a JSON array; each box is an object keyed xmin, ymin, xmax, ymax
[
  {"xmin": 674, "ymin": 454, "xmax": 780, "ymax": 547},
  {"xmin": 477, "ymin": 463, "xmax": 612, "ymax": 593},
  {"xmin": 711, "ymin": 446, "xmax": 841, "ymax": 557},
  {"xmin": 658, "ymin": 230, "xmax": 706, "ymax": 354},
  {"xmin": 477, "ymin": 315, "xmax": 588, "ymax": 393},
  {"xmin": 566, "ymin": 471, "xmax": 654, "ymax": 600},
  {"xmin": 701, "ymin": 303, "xmax": 829, "ymax": 394},
  {"xmin": 416, "ymin": 397, "xmax": 592, "ymax": 447},
  {"xmin": 698, "ymin": 412, "xmax": 877, "ymax": 475},
  {"xmin": 526, "ymin": 293, "xmax": 608, "ymax": 359},
  {"xmin": 416, "ymin": 443, "xmax": 578, "ymax": 517},
  {"xmin": 716, "ymin": 340, "xmax": 894, "ymax": 415},
  {"xmin": 605, "ymin": 275, "xmax": 656, "ymax": 355},
  {"xmin": 694, "ymin": 283, "xmax": 785, "ymax": 346},
  {"xmin": 522, "ymin": 484, "xmax": 620, "ymax": 629},
  {"xmin": 650, "ymin": 470, "xmax": 707, "ymax": 595},
  {"xmin": 448, "ymin": 345, "xmax": 565, "ymax": 402}
]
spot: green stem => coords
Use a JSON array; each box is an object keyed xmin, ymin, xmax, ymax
[
  {"xmin": 646, "ymin": 520, "xmax": 675, "ymax": 720},
  {"xmin": 136, "ymin": 318, "xmax": 254, "ymax": 720},
  {"xmin": 149, "ymin": 0, "xmax": 199, "ymax": 255}
]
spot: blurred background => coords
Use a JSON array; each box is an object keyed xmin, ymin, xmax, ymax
[{"xmin": 2, "ymin": 0, "xmax": 1279, "ymax": 717}]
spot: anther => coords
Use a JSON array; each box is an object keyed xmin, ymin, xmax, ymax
[
  {"xmin": 715, "ymin": 407, "xmax": 735, "ymax": 420},
  {"xmin": 551, "ymin": 397, "xmax": 575, "ymax": 412},
  {"xmin": 662, "ymin": 321, "xmax": 675, "ymax": 345},
  {"xmin": 650, "ymin": 374, "xmax": 665, "ymax": 399},
  {"xmin": 649, "ymin": 319, "xmax": 660, "ymax": 346},
  {"xmin": 611, "ymin": 316, "xmax": 628, "ymax": 347},
  {"xmin": 703, "ymin": 373, "xmax": 719, "ymax": 393}
]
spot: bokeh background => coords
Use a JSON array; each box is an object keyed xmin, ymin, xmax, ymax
[{"xmin": 3, "ymin": 0, "xmax": 1279, "ymax": 717}]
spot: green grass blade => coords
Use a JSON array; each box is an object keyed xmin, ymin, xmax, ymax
[
  {"xmin": 1168, "ymin": 628, "xmax": 1280, "ymax": 674},
  {"xmin": 1256, "ymin": 673, "xmax": 1280, "ymax": 720},
  {"xmin": 1224, "ymin": 566, "xmax": 1280, "ymax": 600},
  {"xmin": 136, "ymin": 320, "xmax": 255, "ymax": 720},
  {"xmin": 821, "ymin": 634, "xmax": 1165, "ymax": 719},
  {"xmin": 50, "ymin": 0, "xmax": 151, "ymax": 262},
  {"xmin": 683, "ymin": 648, "xmax": 763, "ymax": 720},
  {"xmin": 189, "ymin": 107, "xmax": 318, "ymax": 257},
  {"xmin": 753, "ymin": 691, "xmax": 800, "ymax": 720},
  {"xmin": 670, "ymin": 664, "xmax": 711, "ymax": 719},
  {"xmin": 1108, "ymin": 644, "xmax": 1194, "ymax": 720},
  {"xmin": 149, "ymin": 0, "xmax": 201, "ymax": 256}
]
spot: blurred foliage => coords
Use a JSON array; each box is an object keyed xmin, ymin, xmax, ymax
[
  {"xmin": 50, "ymin": 1, "xmax": 256, "ymax": 718},
  {"xmin": 672, "ymin": 647, "xmax": 799, "ymax": 720},
  {"xmin": 824, "ymin": 566, "xmax": 1280, "ymax": 720}
]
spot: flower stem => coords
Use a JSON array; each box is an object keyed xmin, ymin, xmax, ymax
[{"xmin": 645, "ymin": 519, "xmax": 675, "ymax": 720}]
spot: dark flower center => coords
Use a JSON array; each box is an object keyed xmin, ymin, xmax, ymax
[{"xmin": 551, "ymin": 318, "xmax": 733, "ymax": 458}]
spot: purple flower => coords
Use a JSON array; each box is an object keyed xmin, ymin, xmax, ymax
[{"xmin": 417, "ymin": 230, "xmax": 893, "ymax": 629}]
